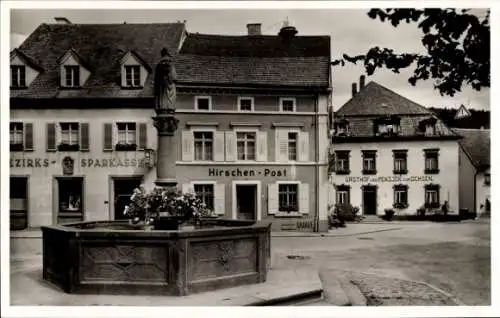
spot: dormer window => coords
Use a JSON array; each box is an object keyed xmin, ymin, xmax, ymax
[
  {"xmin": 425, "ymin": 124, "xmax": 436, "ymax": 136},
  {"xmin": 64, "ymin": 66, "xmax": 80, "ymax": 87},
  {"xmin": 125, "ymin": 65, "xmax": 141, "ymax": 87},
  {"xmin": 418, "ymin": 117, "xmax": 438, "ymax": 136},
  {"xmin": 11, "ymin": 65, "xmax": 26, "ymax": 88},
  {"xmin": 334, "ymin": 119, "xmax": 350, "ymax": 137},
  {"xmin": 374, "ymin": 116, "xmax": 401, "ymax": 137}
]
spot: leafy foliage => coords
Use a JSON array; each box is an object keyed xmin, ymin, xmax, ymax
[
  {"xmin": 328, "ymin": 203, "xmax": 362, "ymax": 228},
  {"xmin": 124, "ymin": 185, "xmax": 212, "ymax": 224},
  {"xmin": 332, "ymin": 9, "xmax": 490, "ymax": 96}
]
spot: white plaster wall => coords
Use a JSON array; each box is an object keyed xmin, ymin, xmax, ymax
[
  {"xmin": 330, "ymin": 140, "xmax": 460, "ymax": 215},
  {"xmin": 476, "ymin": 168, "xmax": 491, "ymax": 215}
]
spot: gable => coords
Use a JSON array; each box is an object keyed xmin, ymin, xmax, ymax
[
  {"xmin": 454, "ymin": 105, "xmax": 472, "ymax": 120},
  {"xmin": 10, "ymin": 52, "xmax": 41, "ymax": 87}
]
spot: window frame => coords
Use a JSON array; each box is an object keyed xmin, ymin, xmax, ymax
[
  {"xmin": 335, "ymin": 185, "xmax": 351, "ymax": 205},
  {"xmin": 193, "ymin": 129, "xmax": 215, "ymax": 162},
  {"xmin": 58, "ymin": 122, "xmax": 80, "ymax": 151},
  {"xmin": 393, "ymin": 184, "xmax": 408, "ymax": 209},
  {"xmin": 335, "ymin": 150, "xmax": 350, "ymax": 175},
  {"xmin": 115, "ymin": 122, "xmax": 138, "ymax": 151},
  {"xmin": 124, "ymin": 65, "xmax": 141, "ymax": 87},
  {"xmin": 287, "ymin": 131, "xmax": 299, "ymax": 162},
  {"xmin": 393, "ymin": 150, "xmax": 408, "ymax": 174},
  {"xmin": 195, "ymin": 96, "xmax": 212, "ymax": 111},
  {"xmin": 235, "ymin": 129, "xmax": 258, "ymax": 161},
  {"xmin": 278, "ymin": 182, "xmax": 299, "ymax": 213},
  {"xmin": 362, "ymin": 150, "xmax": 377, "ymax": 175},
  {"xmin": 424, "ymin": 149, "xmax": 440, "ymax": 174},
  {"xmin": 237, "ymin": 96, "xmax": 255, "ymax": 111},
  {"xmin": 192, "ymin": 181, "xmax": 215, "ymax": 213},
  {"xmin": 11, "ymin": 65, "xmax": 27, "ymax": 88},
  {"xmin": 10, "ymin": 122, "xmax": 24, "ymax": 150},
  {"xmin": 279, "ymin": 97, "xmax": 297, "ymax": 112},
  {"xmin": 64, "ymin": 65, "xmax": 80, "ymax": 87},
  {"xmin": 424, "ymin": 184, "xmax": 440, "ymax": 208}
]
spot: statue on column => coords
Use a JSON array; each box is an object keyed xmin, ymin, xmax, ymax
[{"xmin": 154, "ymin": 48, "xmax": 177, "ymax": 110}]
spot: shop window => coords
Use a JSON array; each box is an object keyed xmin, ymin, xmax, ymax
[
  {"xmin": 58, "ymin": 122, "xmax": 80, "ymax": 151},
  {"xmin": 280, "ymin": 98, "xmax": 296, "ymax": 112},
  {"xmin": 124, "ymin": 65, "xmax": 141, "ymax": 87},
  {"xmin": 238, "ymin": 97, "xmax": 254, "ymax": 111},
  {"xmin": 10, "ymin": 177, "xmax": 28, "ymax": 231},
  {"xmin": 393, "ymin": 150, "xmax": 408, "ymax": 174},
  {"xmin": 195, "ymin": 96, "xmax": 212, "ymax": 110},
  {"xmin": 424, "ymin": 184, "xmax": 440, "ymax": 209},
  {"xmin": 10, "ymin": 122, "xmax": 34, "ymax": 152},
  {"xmin": 194, "ymin": 131, "xmax": 213, "ymax": 161},
  {"xmin": 484, "ymin": 173, "xmax": 490, "ymax": 186},
  {"xmin": 287, "ymin": 132, "xmax": 298, "ymax": 161},
  {"xmin": 362, "ymin": 150, "xmax": 377, "ymax": 174},
  {"xmin": 279, "ymin": 183, "xmax": 298, "ymax": 212},
  {"xmin": 393, "ymin": 184, "xmax": 408, "ymax": 209},
  {"xmin": 64, "ymin": 65, "xmax": 80, "ymax": 87},
  {"xmin": 335, "ymin": 185, "xmax": 350, "ymax": 205},
  {"xmin": 116, "ymin": 122, "xmax": 137, "ymax": 151},
  {"xmin": 237, "ymin": 131, "xmax": 256, "ymax": 160},
  {"xmin": 194, "ymin": 184, "xmax": 214, "ymax": 212},
  {"xmin": 11, "ymin": 65, "xmax": 26, "ymax": 88},
  {"xmin": 424, "ymin": 149, "xmax": 439, "ymax": 174},
  {"xmin": 57, "ymin": 178, "xmax": 83, "ymax": 224},
  {"xmin": 335, "ymin": 150, "xmax": 350, "ymax": 174}
]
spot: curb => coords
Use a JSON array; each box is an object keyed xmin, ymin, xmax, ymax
[{"xmin": 272, "ymin": 227, "xmax": 402, "ymax": 238}]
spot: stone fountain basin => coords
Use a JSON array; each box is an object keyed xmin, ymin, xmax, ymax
[{"xmin": 41, "ymin": 219, "xmax": 271, "ymax": 296}]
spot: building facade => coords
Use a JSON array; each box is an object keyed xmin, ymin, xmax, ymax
[
  {"xmin": 453, "ymin": 128, "xmax": 490, "ymax": 216},
  {"xmin": 329, "ymin": 78, "xmax": 462, "ymax": 216},
  {"xmin": 10, "ymin": 20, "xmax": 331, "ymax": 232}
]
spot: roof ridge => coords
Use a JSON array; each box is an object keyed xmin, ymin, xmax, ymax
[{"xmin": 367, "ymin": 81, "xmax": 432, "ymax": 114}]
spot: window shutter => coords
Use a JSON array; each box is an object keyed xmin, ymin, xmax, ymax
[
  {"xmin": 24, "ymin": 123, "xmax": 33, "ymax": 151},
  {"xmin": 80, "ymin": 123, "xmax": 89, "ymax": 151},
  {"xmin": 298, "ymin": 131, "xmax": 310, "ymax": 162},
  {"xmin": 225, "ymin": 131, "xmax": 236, "ymax": 162},
  {"xmin": 182, "ymin": 183, "xmax": 194, "ymax": 194},
  {"xmin": 268, "ymin": 183, "xmax": 278, "ymax": 215},
  {"xmin": 138, "ymin": 123, "xmax": 147, "ymax": 150},
  {"xmin": 257, "ymin": 131, "xmax": 268, "ymax": 162},
  {"xmin": 181, "ymin": 130, "xmax": 194, "ymax": 161},
  {"xmin": 299, "ymin": 183, "xmax": 310, "ymax": 214},
  {"xmin": 214, "ymin": 183, "xmax": 225, "ymax": 216},
  {"xmin": 214, "ymin": 131, "xmax": 225, "ymax": 162},
  {"xmin": 103, "ymin": 123, "xmax": 113, "ymax": 151},
  {"xmin": 275, "ymin": 129, "xmax": 288, "ymax": 162},
  {"xmin": 46, "ymin": 123, "xmax": 56, "ymax": 152}
]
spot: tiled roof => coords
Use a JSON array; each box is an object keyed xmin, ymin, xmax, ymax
[
  {"xmin": 11, "ymin": 23, "xmax": 330, "ymax": 99},
  {"xmin": 336, "ymin": 81, "xmax": 432, "ymax": 116},
  {"xmin": 453, "ymin": 128, "xmax": 490, "ymax": 169}
]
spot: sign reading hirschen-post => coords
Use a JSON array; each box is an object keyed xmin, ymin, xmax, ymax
[{"xmin": 208, "ymin": 168, "xmax": 288, "ymax": 177}]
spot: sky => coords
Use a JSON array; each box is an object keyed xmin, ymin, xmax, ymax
[{"xmin": 10, "ymin": 7, "xmax": 491, "ymax": 111}]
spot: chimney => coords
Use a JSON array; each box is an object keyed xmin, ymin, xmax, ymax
[
  {"xmin": 247, "ymin": 23, "xmax": 262, "ymax": 36},
  {"xmin": 352, "ymin": 83, "xmax": 357, "ymax": 97},
  {"xmin": 54, "ymin": 17, "xmax": 72, "ymax": 24},
  {"xmin": 360, "ymin": 75, "xmax": 366, "ymax": 90},
  {"xmin": 279, "ymin": 18, "xmax": 298, "ymax": 38}
]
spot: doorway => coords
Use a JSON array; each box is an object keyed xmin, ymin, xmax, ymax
[
  {"xmin": 10, "ymin": 177, "xmax": 28, "ymax": 230},
  {"xmin": 56, "ymin": 177, "xmax": 84, "ymax": 224},
  {"xmin": 362, "ymin": 185, "xmax": 377, "ymax": 215},
  {"xmin": 235, "ymin": 184, "xmax": 257, "ymax": 220},
  {"xmin": 113, "ymin": 177, "xmax": 143, "ymax": 220}
]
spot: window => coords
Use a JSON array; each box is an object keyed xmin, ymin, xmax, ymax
[
  {"xmin": 194, "ymin": 184, "xmax": 214, "ymax": 212},
  {"xmin": 279, "ymin": 183, "xmax": 298, "ymax": 212},
  {"xmin": 194, "ymin": 131, "xmax": 213, "ymax": 161},
  {"xmin": 237, "ymin": 132, "xmax": 256, "ymax": 160},
  {"xmin": 280, "ymin": 98, "xmax": 296, "ymax": 112},
  {"xmin": 377, "ymin": 123, "xmax": 400, "ymax": 135},
  {"xmin": 335, "ymin": 185, "xmax": 350, "ymax": 205},
  {"xmin": 425, "ymin": 184, "xmax": 440, "ymax": 208},
  {"xmin": 424, "ymin": 149, "xmax": 439, "ymax": 173},
  {"xmin": 59, "ymin": 122, "xmax": 80, "ymax": 151},
  {"xmin": 125, "ymin": 65, "xmax": 141, "ymax": 87},
  {"xmin": 57, "ymin": 178, "xmax": 84, "ymax": 224},
  {"xmin": 116, "ymin": 123, "xmax": 137, "ymax": 151},
  {"xmin": 425, "ymin": 124, "xmax": 436, "ymax": 136},
  {"xmin": 335, "ymin": 151, "xmax": 350, "ymax": 174},
  {"xmin": 64, "ymin": 65, "xmax": 80, "ymax": 87},
  {"xmin": 484, "ymin": 173, "xmax": 490, "ymax": 186},
  {"xmin": 238, "ymin": 97, "xmax": 254, "ymax": 111},
  {"xmin": 362, "ymin": 150, "xmax": 377, "ymax": 174},
  {"xmin": 287, "ymin": 132, "xmax": 298, "ymax": 161},
  {"xmin": 393, "ymin": 184, "xmax": 408, "ymax": 208},
  {"xmin": 335, "ymin": 122, "xmax": 350, "ymax": 136},
  {"xmin": 393, "ymin": 150, "xmax": 408, "ymax": 174},
  {"xmin": 10, "ymin": 122, "xmax": 23, "ymax": 147},
  {"xmin": 195, "ymin": 96, "xmax": 211, "ymax": 110},
  {"xmin": 10, "ymin": 177, "xmax": 28, "ymax": 230},
  {"xmin": 11, "ymin": 65, "xmax": 26, "ymax": 88}
]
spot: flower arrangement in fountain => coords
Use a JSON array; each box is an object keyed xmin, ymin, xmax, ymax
[{"xmin": 123, "ymin": 185, "xmax": 213, "ymax": 225}]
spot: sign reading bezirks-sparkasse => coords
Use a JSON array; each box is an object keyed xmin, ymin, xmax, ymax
[
  {"xmin": 10, "ymin": 157, "xmax": 146, "ymax": 168},
  {"xmin": 344, "ymin": 175, "xmax": 434, "ymax": 183}
]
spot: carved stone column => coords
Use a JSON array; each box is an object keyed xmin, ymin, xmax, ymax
[{"xmin": 152, "ymin": 108, "xmax": 179, "ymax": 189}]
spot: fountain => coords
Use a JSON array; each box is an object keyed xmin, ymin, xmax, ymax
[{"xmin": 41, "ymin": 48, "xmax": 271, "ymax": 296}]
